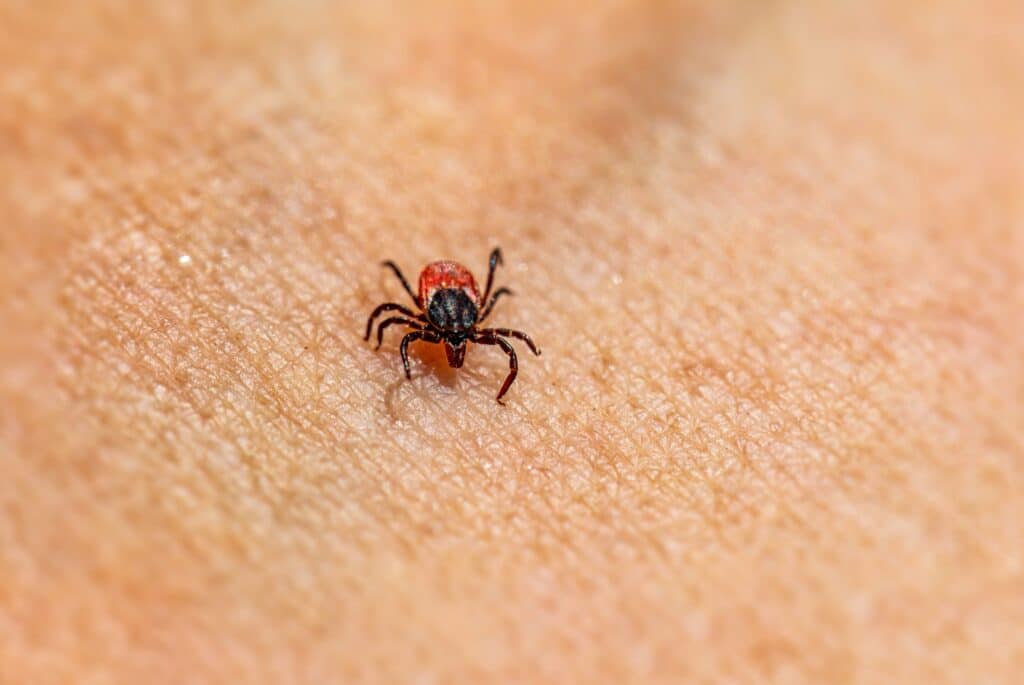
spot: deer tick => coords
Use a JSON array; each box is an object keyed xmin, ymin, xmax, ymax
[{"xmin": 364, "ymin": 247, "xmax": 541, "ymax": 402}]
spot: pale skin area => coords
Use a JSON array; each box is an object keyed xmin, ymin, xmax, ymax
[{"xmin": 2, "ymin": 0, "xmax": 1023, "ymax": 682}]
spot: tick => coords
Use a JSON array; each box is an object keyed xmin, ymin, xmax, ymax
[{"xmin": 364, "ymin": 247, "xmax": 541, "ymax": 402}]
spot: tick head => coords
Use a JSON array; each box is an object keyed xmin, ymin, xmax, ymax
[{"xmin": 444, "ymin": 338, "xmax": 467, "ymax": 368}]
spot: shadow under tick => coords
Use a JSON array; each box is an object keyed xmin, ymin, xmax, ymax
[{"xmin": 381, "ymin": 341, "xmax": 463, "ymax": 417}]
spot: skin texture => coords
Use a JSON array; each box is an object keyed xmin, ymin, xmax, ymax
[{"xmin": 2, "ymin": 0, "xmax": 1023, "ymax": 682}]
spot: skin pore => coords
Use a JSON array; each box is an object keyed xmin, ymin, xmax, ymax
[{"xmin": 2, "ymin": 1, "xmax": 1023, "ymax": 683}]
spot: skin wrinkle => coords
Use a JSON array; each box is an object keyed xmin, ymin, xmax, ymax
[{"xmin": 1, "ymin": 0, "xmax": 1023, "ymax": 683}]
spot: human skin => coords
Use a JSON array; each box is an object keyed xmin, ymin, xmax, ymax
[{"xmin": 2, "ymin": 0, "xmax": 1023, "ymax": 682}]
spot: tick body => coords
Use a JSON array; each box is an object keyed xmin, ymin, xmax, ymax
[{"xmin": 364, "ymin": 248, "xmax": 541, "ymax": 402}]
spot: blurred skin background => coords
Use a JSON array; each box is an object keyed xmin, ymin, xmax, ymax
[{"xmin": 2, "ymin": 1, "xmax": 1023, "ymax": 683}]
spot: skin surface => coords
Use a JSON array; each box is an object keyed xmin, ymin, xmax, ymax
[{"xmin": 2, "ymin": 1, "xmax": 1023, "ymax": 682}]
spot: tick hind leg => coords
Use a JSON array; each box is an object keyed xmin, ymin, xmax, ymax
[
  {"xmin": 399, "ymin": 330, "xmax": 441, "ymax": 380},
  {"xmin": 481, "ymin": 247, "xmax": 503, "ymax": 304},
  {"xmin": 478, "ymin": 287, "xmax": 513, "ymax": 322},
  {"xmin": 381, "ymin": 260, "xmax": 421, "ymax": 307},
  {"xmin": 473, "ymin": 333, "xmax": 519, "ymax": 402}
]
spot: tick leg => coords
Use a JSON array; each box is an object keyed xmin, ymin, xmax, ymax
[
  {"xmin": 399, "ymin": 330, "xmax": 441, "ymax": 380},
  {"xmin": 473, "ymin": 333, "xmax": 518, "ymax": 402},
  {"xmin": 480, "ymin": 247, "xmax": 503, "ymax": 305},
  {"xmin": 382, "ymin": 260, "xmax": 421, "ymax": 307},
  {"xmin": 364, "ymin": 302, "xmax": 423, "ymax": 341},
  {"xmin": 375, "ymin": 317, "xmax": 422, "ymax": 350},
  {"xmin": 478, "ymin": 287, "xmax": 514, "ymax": 322},
  {"xmin": 477, "ymin": 328, "xmax": 541, "ymax": 356}
]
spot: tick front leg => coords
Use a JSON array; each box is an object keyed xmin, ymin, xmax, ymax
[
  {"xmin": 399, "ymin": 330, "xmax": 441, "ymax": 380},
  {"xmin": 375, "ymin": 317, "xmax": 421, "ymax": 350},
  {"xmin": 364, "ymin": 302, "xmax": 423, "ymax": 341},
  {"xmin": 473, "ymin": 333, "xmax": 518, "ymax": 402},
  {"xmin": 477, "ymin": 328, "xmax": 541, "ymax": 356}
]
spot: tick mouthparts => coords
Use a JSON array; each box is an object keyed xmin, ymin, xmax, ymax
[{"xmin": 445, "ymin": 341, "xmax": 467, "ymax": 368}]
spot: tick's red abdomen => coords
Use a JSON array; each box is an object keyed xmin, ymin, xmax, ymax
[{"xmin": 418, "ymin": 260, "xmax": 480, "ymax": 305}]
